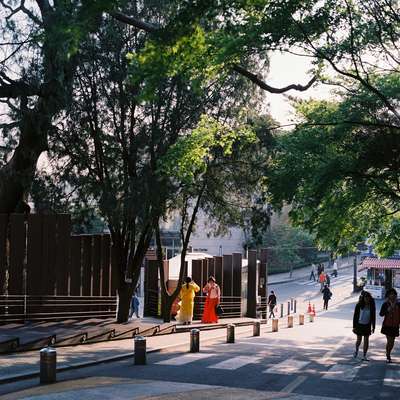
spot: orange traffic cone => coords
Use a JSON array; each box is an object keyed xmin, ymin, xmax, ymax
[
  {"xmin": 307, "ymin": 302, "xmax": 312, "ymax": 314},
  {"xmin": 312, "ymin": 304, "xmax": 316, "ymax": 317}
]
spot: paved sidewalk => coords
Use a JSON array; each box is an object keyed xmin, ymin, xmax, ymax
[
  {"xmin": 0, "ymin": 323, "xmax": 265, "ymax": 384},
  {"xmin": 0, "ymin": 278, "xmax": 355, "ymax": 385},
  {"xmin": 0, "ymin": 294, "xmax": 363, "ymax": 400}
]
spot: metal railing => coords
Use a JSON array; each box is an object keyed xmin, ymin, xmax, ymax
[{"xmin": 0, "ymin": 295, "xmax": 117, "ymax": 324}]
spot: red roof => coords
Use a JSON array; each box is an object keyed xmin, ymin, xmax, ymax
[{"xmin": 361, "ymin": 257, "xmax": 400, "ymax": 270}]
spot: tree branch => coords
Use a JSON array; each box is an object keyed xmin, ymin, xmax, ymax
[
  {"xmin": 111, "ymin": 11, "xmax": 317, "ymax": 94},
  {"xmin": 0, "ymin": 81, "xmax": 41, "ymax": 98},
  {"xmin": 110, "ymin": 11, "xmax": 159, "ymax": 33},
  {"xmin": 232, "ymin": 64, "xmax": 317, "ymax": 93}
]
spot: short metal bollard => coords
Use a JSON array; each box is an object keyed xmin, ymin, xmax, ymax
[
  {"xmin": 272, "ymin": 318, "xmax": 279, "ymax": 332},
  {"xmin": 253, "ymin": 321, "xmax": 261, "ymax": 336},
  {"xmin": 309, "ymin": 314, "xmax": 314, "ymax": 323},
  {"xmin": 290, "ymin": 298, "xmax": 294, "ymax": 311},
  {"xmin": 280, "ymin": 303, "xmax": 284, "ymax": 318},
  {"xmin": 40, "ymin": 347, "xmax": 57, "ymax": 384},
  {"xmin": 287, "ymin": 301, "xmax": 291, "ymax": 316},
  {"xmin": 299, "ymin": 314, "xmax": 305, "ymax": 325},
  {"xmin": 287, "ymin": 315, "xmax": 294, "ymax": 328},
  {"xmin": 294, "ymin": 300, "xmax": 297, "ymax": 314},
  {"xmin": 227, "ymin": 324, "xmax": 235, "ymax": 343},
  {"xmin": 134, "ymin": 336, "xmax": 147, "ymax": 365},
  {"xmin": 190, "ymin": 329, "xmax": 200, "ymax": 352}
]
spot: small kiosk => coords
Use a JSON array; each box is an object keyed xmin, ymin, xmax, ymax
[{"xmin": 360, "ymin": 257, "xmax": 400, "ymax": 299}]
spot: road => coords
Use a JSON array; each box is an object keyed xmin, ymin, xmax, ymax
[{"xmin": 1, "ymin": 269, "xmax": 395, "ymax": 400}]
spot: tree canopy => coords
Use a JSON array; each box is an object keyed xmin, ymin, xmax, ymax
[{"xmin": 266, "ymin": 73, "xmax": 400, "ymax": 256}]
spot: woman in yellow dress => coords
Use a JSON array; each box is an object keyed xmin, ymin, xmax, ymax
[{"xmin": 177, "ymin": 277, "xmax": 200, "ymax": 325}]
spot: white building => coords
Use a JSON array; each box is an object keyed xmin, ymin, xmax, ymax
[{"xmin": 188, "ymin": 211, "xmax": 246, "ymax": 256}]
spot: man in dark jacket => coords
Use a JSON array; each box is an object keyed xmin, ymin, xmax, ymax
[
  {"xmin": 268, "ymin": 290, "xmax": 277, "ymax": 318},
  {"xmin": 322, "ymin": 285, "xmax": 332, "ymax": 310}
]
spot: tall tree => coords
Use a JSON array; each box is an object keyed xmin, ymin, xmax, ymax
[
  {"xmin": 0, "ymin": 0, "xmax": 115, "ymax": 212},
  {"xmin": 266, "ymin": 73, "xmax": 400, "ymax": 256},
  {"xmin": 156, "ymin": 115, "xmax": 269, "ymax": 321},
  {"xmin": 38, "ymin": 5, "xmax": 260, "ymax": 322}
]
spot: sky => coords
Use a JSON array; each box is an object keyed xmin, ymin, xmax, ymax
[{"xmin": 264, "ymin": 52, "xmax": 332, "ymax": 126}]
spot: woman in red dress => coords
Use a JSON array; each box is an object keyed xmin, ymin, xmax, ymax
[{"xmin": 201, "ymin": 276, "xmax": 221, "ymax": 323}]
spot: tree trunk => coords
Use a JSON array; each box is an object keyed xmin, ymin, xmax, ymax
[
  {"xmin": 161, "ymin": 292, "xmax": 175, "ymax": 323},
  {"xmin": 112, "ymin": 235, "xmax": 142, "ymax": 323},
  {"xmin": 117, "ymin": 281, "xmax": 133, "ymax": 323},
  {"xmin": 0, "ymin": 108, "xmax": 49, "ymax": 213}
]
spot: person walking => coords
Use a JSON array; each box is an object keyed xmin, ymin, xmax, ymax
[
  {"xmin": 353, "ymin": 291, "xmax": 376, "ymax": 361},
  {"xmin": 322, "ymin": 284, "xmax": 332, "ymax": 310},
  {"xmin": 129, "ymin": 291, "xmax": 140, "ymax": 319},
  {"xmin": 319, "ymin": 271, "xmax": 327, "ymax": 291},
  {"xmin": 201, "ymin": 276, "xmax": 221, "ymax": 323},
  {"xmin": 268, "ymin": 290, "xmax": 277, "ymax": 318},
  {"xmin": 332, "ymin": 261, "xmax": 338, "ymax": 278},
  {"xmin": 309, "ymin": 264, "xmax": 316, "ymax": 281},
  {"xmin": 380, "ymin": 288, "xmax": 400, "ymax": 363},
  {"xmin": 326, "ymin": 273, "xmax": 331, "ymax": 288},
  {"xmin": 317, "ymin": 264, "xmax": 322, "ymax": 279},
  {"xmin": 177, "ymin": 277, "xmax": 200, "ymax": 325}
]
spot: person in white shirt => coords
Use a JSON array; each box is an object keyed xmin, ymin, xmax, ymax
[
  {"xmin": 332, "ymin": 261, "xmax": 338, "ymax": 277},
  {"xmin": 353, "ymin": 291, "xmax": 376, "ymax": 361}
]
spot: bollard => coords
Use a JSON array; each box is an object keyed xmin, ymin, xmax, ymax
[
  {"xmin": 287, "ymin": 315, "xmax": 293, "ymax": 328},
  {"xmin": 290, "ymin": 298, "xmax": 294, "ymax": 311},
  {"xmin": 294, "ymin": 300, "xmax": 297, "ymax": 314},
  {"xmin": 309, "ymin": 314, "xmax": 314, "ymax": 323},
  {"xmin": 253, "ymin": 321, "xmax": 261, "ymax": 337},
  {"xmin": 190, "ymin": 329, "xmax": 200, "ymax": 353},
  {"xmin": 299, "ymin": 314, "xmax": 304, "ymax": 325},
  {"xmin": 40, "ymin": 347, "xmax": 57, "ymax": 384},
  {"xmin": 287, "ymin": 301, "xmax": 291, "ymax": 316},
  {"xmin": 134, "ymin": 336, "xmax": 147, "ymax": 365},
  {"xmin": 227, "ymin": 324, "xmax": 235, "ymax": 343},
  {"xmin": 280, "ymin": 303, "xmax": 284, "ymax": 318},
  {"xmin": 272, "ymin": 318, "xmax": 279, "ymax": 332}
]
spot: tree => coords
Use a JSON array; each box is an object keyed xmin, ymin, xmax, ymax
[
  {"xmin": 37, "ymin": 4, "xmax": 261, "ymax": 322},
  {"xmin": 247, "ymin": 223, "xmax": 320, "ymax": 275},
  {"xmin": 3, "ymin": 0, "xmax": 397, "ymax": 215},
  {"xmin": 266, "ymin": 73, "xmax": 400, "ymax": 256},
  {"xmin": 156, "ymin": 115, "xmax": 269, "ymax": 321},
  {"xmin": 0, "ymin": 1, "xmax": 115, "ymax": 213}
]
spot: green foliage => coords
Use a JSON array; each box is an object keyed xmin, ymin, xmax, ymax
[
  {"xmin": 251, "ymin": 224, "xmax": 321, "ymax": 274},
  {"xmin": 266, "ymin": 73, "xmax": 400, "ymax": 256},
  {"xmin": 159, "ymin": 115, "xmax": 257, "ymax": 186},
  {"xmin": 157, "ymin": 111, "xmax": 272, "ymax": 244}
]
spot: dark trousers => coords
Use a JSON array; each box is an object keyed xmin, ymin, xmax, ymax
[
  {"xmin": 323, "ymin": 299, "xmax": 329, "ymax": 310},
  {"xmin": 269, "ymin": 304, "xmax": 276, "ymax": 318},
  {"xmin": 310, "ymin": 271, "xmax": 315, "ymax": 281}
]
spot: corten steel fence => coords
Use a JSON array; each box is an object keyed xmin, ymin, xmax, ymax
[
  {"xmin": 190, "ymin": 250, "xmax": 268, "ymax": 320},
  {"xmin": 191, "ymin": 254, "xmax": 243, "ymax": 319},
  {"xmin": 143, "ymin": 250, "xmax": 268, "ymax": 320},
  {"xmin": 0, "ymin": 214, "xmax": 118, "ymax": 324},
  {"xmin": 0, "ymin": 213, "xmax": 270, "ymax": 323}
]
